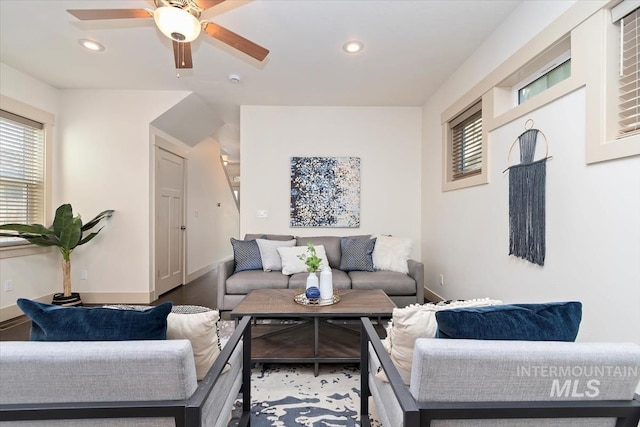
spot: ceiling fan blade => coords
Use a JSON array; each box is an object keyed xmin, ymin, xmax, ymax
[
  {"xmin": 196, "ymin": 0, "xmax": 227, "ymax": 11},
  {"xmin": 67, "ymin": 9, "xmax": 152, "ymax": 20},
  {"xmin": 173, "ymin": 41, "xmax": 193, "ymax": 69},
  {"xmin": 203, "ymin": 22, "xmax": 269, "ymax": 61}
]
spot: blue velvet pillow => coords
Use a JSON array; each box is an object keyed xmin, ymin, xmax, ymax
[
  {"xmin": 17, "ymin": 299, "xmax": 172, "ymax": 341},
  {"xmin": 435, "ymin": 301, "xmax": 582, "ymax": 341},
  {"xmin": 339, "ymin": 237, "xmax": 376, "ymax": 272},
  {"xmin": 230, "ymin": 237, "xmax": 263, "ymax": 273}
]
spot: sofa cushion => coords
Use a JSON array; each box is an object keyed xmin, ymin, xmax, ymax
[
  {"xmin": 277, "ymin": 245, "xmax": 329, "ymax": 275},
  {"xmin": 371, "ymin": 235, "xmax": 412, "ymax": 274},
  {"xmin": 226, "ymin": 270, "xmax": 290, "ymax": 294},
  {"xmin": 340, "ymin": 237, "xmax": 376, "ymax": 272},
  {"xmin": 349, "ymin": 270, "xmax": 415, "ymax": 295},
  {"xmin": 410, "ymin": 339, "xmax": 640, "ymax": 404},
  {"xmin": 256, "ymin": 238, "xmax": 296, "ymax": 271},
  {"xmin": 289, "ymin": 269, "xmax": 352, "ymax": 290},
  {"xmin": 379, "ymin": 298, "xmax": 502, "ymax": 384},
  {"xmin": 17, "ymin": 299, "xmax": 172, "ymax": 341},
  {"xmin": 230, "ymin": 237, "xmax": 263, "ymax": 273},
  {"xmin": 436, "ymin": 301, "xmax": 582, "ymax": 341},
  {"xmin": 295, "ymin": 236, "xmax": 342, "ymax": 269}
]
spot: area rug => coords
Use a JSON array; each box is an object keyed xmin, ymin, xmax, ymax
[{"xmin": 222, "ymin": 321, "xmax": 382, "ymax": 427}]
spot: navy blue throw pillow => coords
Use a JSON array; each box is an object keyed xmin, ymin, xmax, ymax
[
  {"xmin": 339, "ymin": 237, "xmax": 376, "ymax": 272},
  {"xmin": 17, "ymin": 299, "xmax": 172, "ymax": 341},
  {"xmin": 435, "ymin": 301, "xmax": 582, "ymax": 341},
  {"xmin": 230, "ymin": 237, "xmax": 263, "ymax": 273}
]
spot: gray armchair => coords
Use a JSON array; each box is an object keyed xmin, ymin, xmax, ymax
[
  {"xmin": 360, "ymin": 317, "xmax": 640, "ymax": 427},
  {"xmin": 0, "ymin": 316, "xmax": 253, "ymax": 427}
]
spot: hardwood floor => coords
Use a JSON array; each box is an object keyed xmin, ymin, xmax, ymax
[{"xmin": 0, "ymin": 269, "xmax": 224, "ymax": 341}]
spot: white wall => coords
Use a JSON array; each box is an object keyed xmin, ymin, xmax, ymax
[
  {"xmin": 421, "ymin": 2, "xmax": 640, "ymax": 344},
  {"xmin": 58, "ymin": 90, "xmax": 190, "ymax": 302},
  {"xmin": 186, "ymin": 136, "xmax": 240, "ymax": 274},
  {"xmin": 241, "ymin": 106, "xmax": 422, "ymax": 258},
  {"xmin": 0, "ymin": 63, "xmax": 62, "ymax": 316}
]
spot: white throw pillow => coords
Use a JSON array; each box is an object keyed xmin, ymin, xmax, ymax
[
  {"xmin": 377, "ymin": 298, "xmax": 502, "ymax": 384},
  {"xmin": 256, "ymin": 238, "xmax": 296, "ymax": 271},
  {"xmin": 166, "ymin": 309, "xmax": 228, "ymax": 380},
  {"xmin": 277, "ymin": 245, "xmax": 328, "ymax": 275},
  {"xmin": 371, "ymin": 235, "xmax": 412, "ymax": 274}
]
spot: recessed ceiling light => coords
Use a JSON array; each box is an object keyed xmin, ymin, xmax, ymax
[
  {"xmin": 228, "ymin": 74, "xmax": 241, "ymax": 84},
  {"xmin": 342, "ymin": 40, "xmax": 364, "ymax": 54},
  {"xmin": 79, "ymin": 39, "xmax": 105, "ymax": 52}
]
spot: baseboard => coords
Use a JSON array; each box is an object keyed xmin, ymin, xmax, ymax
[
  {"xmin": 186, "ymin": 263, "xmax": 216, "ymax": 284},
  {"xmin": 80, "ymin": 292, "xmax": 154, "ymax": 305},
  {"xmin": 424, "ymin": 285, "xmax": 445, "ymax": 302},
  {"xmin": 0, "ymin": 294, "xmax": 53, "ymax": 322}
]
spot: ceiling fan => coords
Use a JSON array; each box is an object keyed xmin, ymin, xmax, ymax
[{"xmin": 67, "ymin": 0, "xmax": 269, "ymax": 69}]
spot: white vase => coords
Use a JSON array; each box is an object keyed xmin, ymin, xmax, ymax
[
  {"xmin": 306, "ymin": 271, "xmax": 319, "ymax": 290},
  {"xmin": 319, "ymin": 267, "xmax": 333, "ymax": 301}
]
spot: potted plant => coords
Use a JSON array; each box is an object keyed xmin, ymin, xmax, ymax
[
  {"xmin": 298, "ymin": 243, "xmax": 323, "ymax": 295},
  {"xmin": 0, "ymin": 204, "xmax": 114, "ymax": 306}
]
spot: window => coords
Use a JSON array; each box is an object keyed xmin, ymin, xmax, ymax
[
  {"xmin": 449, "ymin": 102, "xmax": 482, "ymax": 180},
  {"xmin": 515, "ymin": 51, "xmax": 571, "ymax": 105},
  {"xmin": 618, "ymin": 6, "xmax": 639, "ymax": 137},
  {"xmin": 0, "ymin": 110, "xmax": 45, "ymax": 242}
]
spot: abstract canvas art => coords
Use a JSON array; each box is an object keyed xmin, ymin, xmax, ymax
[{"xmin": 290, "ymin": 157, "xmax": 360, "ymax": 227}]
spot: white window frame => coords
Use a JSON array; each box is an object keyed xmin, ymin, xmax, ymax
[
  {"xmin": 0, "ymin": 95, "xmax": 54, "ymax": 259},
  {"xmin": 513, "ymin": 50, "xmax": 572, "ymax": 105},
  {"xmin": 442, "ymin": 97, "xmax": 488, "ymax": 192},
  {"xmin": 583, "ymin": 0, "xmax": 640, "ymax": 163}
]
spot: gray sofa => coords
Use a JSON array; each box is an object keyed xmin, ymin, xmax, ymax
[
  {"xmin": 361, "ymin": 317, "xmax": 640, "ymax": 427},
  {"xmin": 0, "ymin": 316, "xmax": 252, "ymax": 427},
  {"xmin": 217, "ymin": 234, "xmax": 424, "ymax": 310}
]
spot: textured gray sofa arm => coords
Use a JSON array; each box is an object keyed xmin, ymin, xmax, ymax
[
  {"xmin": 217, "ymin": 258, "xmax": 235, "ymax": 311},
  {"xmin": 360, "ymin": 317, "xmax": 640, "ymax": 427},
  {"xmin": 0, "ymin": 316, "xmax": 254, "ymax": 427},
  {"xmin": 407, "ymin": 259, "xmax": 424, "ymax": 303}
]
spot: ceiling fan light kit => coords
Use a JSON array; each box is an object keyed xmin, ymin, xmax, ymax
[
  {"xmin": 66, "ymin": 0, "xmax": 269, "ymax": 71},
  {"xmin": 154, "ymin": 6, "xmax": 201, "ymax": 42}
]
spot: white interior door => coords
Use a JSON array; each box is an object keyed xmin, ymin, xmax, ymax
[{"xmin": 155, "ymin": 147, "xmax": 185, "ymax": 296}]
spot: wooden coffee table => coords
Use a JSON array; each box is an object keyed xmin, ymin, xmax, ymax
[{"xmin": 230, "ymin": 288, "xmax": 395, "ymax": 375}]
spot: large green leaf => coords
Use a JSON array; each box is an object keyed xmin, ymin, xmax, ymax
[
  {"xmin": 52, "ymin": 204, "xmax": 74, "ymax": 237},
  {"xmin": 59, "ymin": 216, "xmax": 82, "ymax": 253},
  {"xmin": 77, "ymin": 228, "xmax": 102, "ymax": 246},
  {"xmin": 81, "ymin": 210, "xmax": 115, "ymax": 231},
  {"xmin": 0, "ymin": 224, "xmax": 55, "ymax": 235}
]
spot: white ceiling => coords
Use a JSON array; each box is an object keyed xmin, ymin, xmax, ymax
[{"xmin": 0, "ymin": 0, "xmax": 521, "ymax": 160}]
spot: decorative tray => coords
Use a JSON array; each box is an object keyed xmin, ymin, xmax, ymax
[{"xmin": 294, "ymin": 291, "xmax": 341, "ymax": 306}]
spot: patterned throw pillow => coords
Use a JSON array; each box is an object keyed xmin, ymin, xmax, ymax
[
  {"xmin": 339, "ymin": 237, "xmax": 376, "ymax": 272},
  {"xmin": 230, "ymin": 237, "xmax": 263, "ymax": 273}
]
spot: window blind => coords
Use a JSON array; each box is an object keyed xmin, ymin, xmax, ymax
[
  {"xmin": 451, "ymin": 104, "xmax": 482, "ymax": 180},
  {"xmin": 0, "ymin": 109, "xmax": 45, "ymax": 226},
  {"xmin": 619, "ymin": 7, "xmax": 639, "ymax": 136}
]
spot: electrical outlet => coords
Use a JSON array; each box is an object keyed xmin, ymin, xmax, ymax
[
  {"xmin": 257, "ymin": 210, "xmax": 268, "ymax": 218},
  {"xmin": 80, "ymin": 270, "xmax": 88, "ymax": 280},
  {"xmin": 439, "ymin": 274, "xmax": 444, "ymax": 286},
  {"xmin": 3, "ymin": 280, "xmax": 13, "ymax": 292}
]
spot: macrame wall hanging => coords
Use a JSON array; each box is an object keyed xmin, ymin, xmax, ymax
[{"xmin": 504, "ymin": 119, "xmax": 552, "ymax": 266}]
